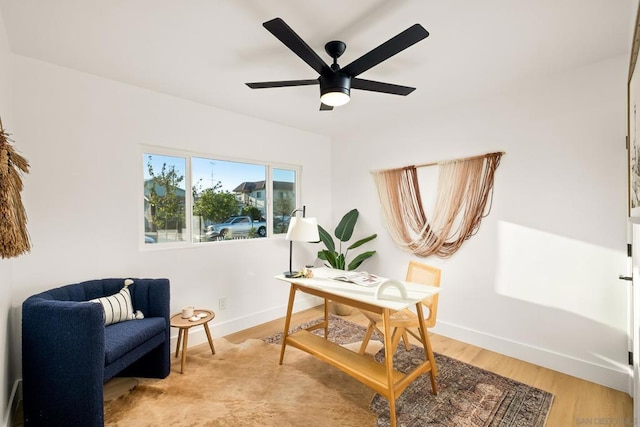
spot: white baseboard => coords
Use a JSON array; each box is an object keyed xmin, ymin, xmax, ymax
[
  {"xmin": 433, "ymin": 320, "xmax": 631, "ymax": 394},
  {"xmin": 170, "ymin": 300, "xmax": 631, "ymax": 393},
  {"xmin": 3, "ymin": 379, "xmax": 22, "ymax": 427},
  {"xmin": 171, "ymin": 294, "xmax": 321, "ymax": 350}
]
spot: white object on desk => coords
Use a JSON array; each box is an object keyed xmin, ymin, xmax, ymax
[
  {"xmin": 181, "ymin": 306, "xmax": 194, "ymax": 318},
  {"xmin": 375, "ymin": 280, "xmax": 408, "ymax": 300}
]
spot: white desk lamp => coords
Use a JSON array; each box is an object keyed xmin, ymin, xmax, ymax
[{"xmin": 284, "ymin": 206, "xmax": 319, "ymax": 278}]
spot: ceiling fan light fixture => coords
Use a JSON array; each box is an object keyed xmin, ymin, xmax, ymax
[
  {"xmin": 319, "ymin": 73, "xmax": 351, "ymax": 107},
  {"xmin": 320, "ymin": 89, "xmax": 350, "ymax": 107}
]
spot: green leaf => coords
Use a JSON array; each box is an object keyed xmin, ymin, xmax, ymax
[
  {"xmin": 317, "ymin": 225, "xmax": 335, "ymax": 252},
  {"xmin": 315, "ymin": 208, "xmax": 377, "ymax": 271},
  {"xmin": 347, "ymin": 233, "xmax": 378, "ymax": 250},
  {"xmin": 318, "ymin": 249, "xmax": 338, "ymax": 268},
  {"xmin": 347, "ymin": 250, "xmax": 376, "ymax": 271},
  {"xmin": 335, "ymin": 209, "xmax": 359, "ymax": 242}
]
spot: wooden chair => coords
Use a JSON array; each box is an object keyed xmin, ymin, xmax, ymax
[{"xmin": 358, "ymin": 261, "xmax": 441, "ymax": 358}]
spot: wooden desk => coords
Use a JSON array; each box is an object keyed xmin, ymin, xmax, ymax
[
  {"xmin": 276, "ymin": 268, "xmax": 439, "ymax": 427},
  {"xmin": 170, "ymin": 309, "xmax": 216, "ymax": 374}
]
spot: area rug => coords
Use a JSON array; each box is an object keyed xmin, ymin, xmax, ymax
[
  {"xmin": 371, "ymin": 347, "xmax": 553, "ymax": 426},
  {"xmin": 104, "ymin": 316, "xmax": 553, "ymax": 426},
  {"xmin": 265, "ymin": 315, "xmax": 554, "ymax": 427},
  {"xmin": 104, "ymin": 337, "xmax": 375, "ymax": 426}
]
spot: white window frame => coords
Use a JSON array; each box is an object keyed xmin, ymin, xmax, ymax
[{"xmin": 140, "ymin": 145, "xmax": 301, "ymax": 250}]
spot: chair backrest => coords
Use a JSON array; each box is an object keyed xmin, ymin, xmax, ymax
[{"xmin": 405, "ymin": 260, "xmax": 441, "ymax": 326}]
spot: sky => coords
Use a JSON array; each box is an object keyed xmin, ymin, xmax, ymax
[{"xmin": 144, "ymin": 153, "xmax": 295, "ymax": 192}]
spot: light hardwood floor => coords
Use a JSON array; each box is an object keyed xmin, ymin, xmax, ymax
[
  {"xmin": 15, "ymin": 305, "xmax": 632, "ymax": 426},
  {"xmin": 224, "ymin": 305, "xmax": 633, "ymax": 427}
]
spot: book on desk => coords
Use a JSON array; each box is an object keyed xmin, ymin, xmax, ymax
[
  {"xmin": 329, "ymin": 270, "xmax": 409, "ymax": 300},
  {"xmin": 331, "ymin": 271, "xmax": 385, "ymax": 287}
]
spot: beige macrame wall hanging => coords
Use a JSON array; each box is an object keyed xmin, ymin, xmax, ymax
[
  {"xmin": 371, "ymin": 151, "xmax": 503, "ymax": 258},
  {"xmin": 0, "ymin": 118, "xmax": 31, "ymax": 258}
]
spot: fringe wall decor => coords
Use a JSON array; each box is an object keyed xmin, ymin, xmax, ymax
[
  {"xmin": 0, "ymin": 118, "xmax": 31, "ymax": 258},
  {"xmin": 371, "ymin": 152, "xmax": 503, "ymax": 258}
]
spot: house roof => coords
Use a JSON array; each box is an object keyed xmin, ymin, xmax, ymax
[
  {"xmin": 233, "ymin": 180, "xmax": 293, "ymax": 193},
  {"xmin": 233, "ymin": 181, "xmax": 265, "ymax": 193},
  {"xmin": 144, "ymin": 179, "xmax": 186, "ymax": 198}
]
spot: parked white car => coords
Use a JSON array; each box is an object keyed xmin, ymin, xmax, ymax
[{"xmin": 205, "ymin": 216, "xmax": 267, "ymax": 239}]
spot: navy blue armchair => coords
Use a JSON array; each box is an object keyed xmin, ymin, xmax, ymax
[{"xmin": 22, "ymin": 278, "xmax": 171, "ymax": 426}]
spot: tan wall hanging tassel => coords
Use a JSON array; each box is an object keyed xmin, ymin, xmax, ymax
[
  {"xmin": 0, "ymin": 117, "xmax": 31, "ymax": 258},
  {"xmin": 371, "ymin": 151, "xmax": 503, "ymax": 258}
]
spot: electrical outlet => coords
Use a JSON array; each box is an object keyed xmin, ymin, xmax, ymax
[{"xmin": 219, "ymin": 296, "xmax": 227, "ymax": 310}]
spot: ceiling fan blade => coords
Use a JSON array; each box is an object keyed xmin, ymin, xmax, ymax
[
  {"xmin": 246, "ymin": 79, "xmax": 318, "ymax": 89},
  {"xmin": 263, "ymin": 18, "xmax": 330, "ymax": 75},
  {"xmin": 351, "ymin": 78, "xmax": 415, "ymax": 95},
  {"xmin": 320, "ymin": 103, "xmax": 333, "ymax": 111},
  {"xmin": 342, "ymin": 24, "xmax": 429, "ymax": 77}
]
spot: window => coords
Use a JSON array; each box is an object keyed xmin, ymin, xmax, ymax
[
  {"xmin": 144, "ymin": 154, "xmax": 187, "ymax": 244},
  {"xmin": 272, "ymin": 168, "xmax": 296, "ymax": 234},
  {"xmin": 143, "ymin": 150, "xmax": 298, "ymax": 246}
]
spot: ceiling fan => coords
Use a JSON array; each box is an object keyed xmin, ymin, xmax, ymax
[{"xmin": 245, "ymin": 18, "xmax": 429, "ymax": 110}]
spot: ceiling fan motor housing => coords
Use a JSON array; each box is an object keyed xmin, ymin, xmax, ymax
[{"xmin": 319, "ymin": 72, "xmax": 351, "ymax": 98}]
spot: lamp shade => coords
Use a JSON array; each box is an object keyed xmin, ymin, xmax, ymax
[{"xmin": 285, "ymin": 217, "xmax": 319, "ymax": 242}]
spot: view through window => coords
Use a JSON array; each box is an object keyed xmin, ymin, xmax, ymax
[{"xmin": 143, "ymin": 152, "xmax": 297, "ymax": 245}]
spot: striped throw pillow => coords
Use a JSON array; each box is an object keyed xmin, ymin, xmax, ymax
[{"xmin": 91, "ymin": 280, "xmax": 136, "ymax": 325}]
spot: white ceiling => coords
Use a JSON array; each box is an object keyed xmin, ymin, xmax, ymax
[{"xmin": 0, "ymin": 0, "xmax": 636, "ymax": 138}]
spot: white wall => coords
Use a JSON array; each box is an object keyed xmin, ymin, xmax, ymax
[
  {"xmin": 331, "ymin": 55, "xmax": 630, "ymax": 391},
  {"xmin": 4, "ymin": 26, "xmax": 630, "ymax": 399},
  {"xmin": 0, "ymin": 5, "xmax": 15, "ymax": 425},
  {"xmin": 9, "ymin": 55, "xmax": 332, "ymax": 376}
]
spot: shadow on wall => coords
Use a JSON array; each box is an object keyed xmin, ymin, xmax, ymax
[{"xmin": 493, "ymin": 220, "xmax": 629, "ymax": 385}]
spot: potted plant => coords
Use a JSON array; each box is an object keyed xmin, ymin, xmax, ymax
[{"xmin": 317, "ymin": 209, "xmax": 377, "ymax": 315}]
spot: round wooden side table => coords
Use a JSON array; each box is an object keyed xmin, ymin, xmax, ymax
[{"xmin": 170, "ymin": 309, "xmax": 216, "ymax": 374}]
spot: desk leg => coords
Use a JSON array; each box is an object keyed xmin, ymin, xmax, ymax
[
  {"xmin": 279, "ymin": 284, "xmax": 297, "ymax": 365},
  {"xmin": 204, "ymin": 323, "xmax": 216, "ymax": 355},
  {"xmin": 323, "ymin": 298, "xmax": 329, "ymax": 339},
  {"xmin": 390, "ymin": 327, "xmax": 405, "ymax": 354},
  {"xmin": 382, "ymin": 308, "xmax": 397, "ymax": 427},
  {"xmin": 180, "ymin": 328, "xmax": 189, "ymax": 374},
  {"xmin": 416, "ymin": 303, "xmax": 438, "ymax": 394},
  {"xmin": 175, "ymin": 329, "xmax": 183, "ymax": 358}
]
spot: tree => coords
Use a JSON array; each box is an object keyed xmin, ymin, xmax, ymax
[
  {"xmin": 272, "ymin": 197, "xmax": 294, "ymax": 234},
  {"xmin": 241, "ymin": 206, "xmax": 262, "ymax": 221},
  {"xmin": 193, "ymin": 183, "xmax": 239, "ymax": 224},
  {"xmin": 146, "ymin": 157, "xmax": 185, "ymax": 239},
  {"xmin": 273, "ymin": 197, "xmax": 294, "ymax": 219}
]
